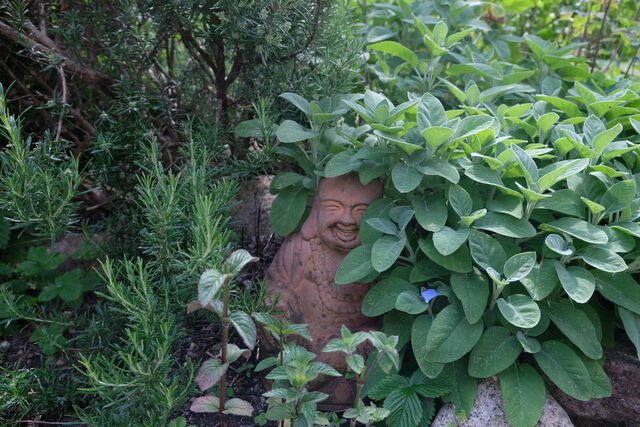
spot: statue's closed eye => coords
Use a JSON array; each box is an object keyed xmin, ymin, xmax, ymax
[{"xmin": 320, "ymin": 201, "xmax": 344, "ymax": 211}]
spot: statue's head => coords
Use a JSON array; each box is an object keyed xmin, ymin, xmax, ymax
[{"xmin": 305, "ymin": 175, "xmax": 383, "ymax": 253}]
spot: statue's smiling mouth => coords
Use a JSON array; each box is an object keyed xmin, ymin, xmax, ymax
[{"xmin": 332, "ymin": 224, "xmax": 358, "ymax": 242}]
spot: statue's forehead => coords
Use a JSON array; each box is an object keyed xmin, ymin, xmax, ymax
[{"xmin": 318, "ymin": 183, "xmax": 379, "ymax": 205}]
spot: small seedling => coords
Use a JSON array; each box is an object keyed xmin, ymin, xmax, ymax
[{"xmin": 187, "ymin": 249, "xmax": 258, "ymax": 426}]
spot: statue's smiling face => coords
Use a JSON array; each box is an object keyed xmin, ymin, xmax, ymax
[{"xmin": 315, "ymin": 176, "xmax": 382, "ymax": 253}]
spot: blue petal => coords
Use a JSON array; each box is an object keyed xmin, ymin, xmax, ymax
[{"xmin": 421, "ymin": 289, "xmax": 441, "ymax": 303}]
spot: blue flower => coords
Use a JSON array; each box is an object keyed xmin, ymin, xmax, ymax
[{"xmin": 421, "ymin": 289, "xmax": 441, "ymax": 303}]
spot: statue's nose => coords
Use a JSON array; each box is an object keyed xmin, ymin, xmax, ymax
[{"xmin": 340, "ymin": 208, "xmax": 355, "ymax": 225}]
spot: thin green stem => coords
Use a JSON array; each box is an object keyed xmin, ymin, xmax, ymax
[{"xmin": 218, "ymin": 279, "xmax": 231, "ymax": 427}]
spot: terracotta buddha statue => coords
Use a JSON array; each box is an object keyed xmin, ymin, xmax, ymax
[{"xmin": 266, "ymin": 174, "xmax": 382, "ymax": 407}]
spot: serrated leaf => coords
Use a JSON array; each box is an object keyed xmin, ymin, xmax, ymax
[
  {"xmin": 346, "ymin": 354, "xmax": 365, "ymax": 375},
  {"xmin": 190, "ymin": 395, "xmax": 220, "ymax": 413},
  {"xmin": 230, "ymin": 311, "xmax": 256, "ymax": 350},
  {"xmin": 226, "ymin": 343, "xmax": 250, "ymax": 364},
  {"xmin": 223, "ymin": 398, "xmax": 253, "ymax": 416},
  {"xmin": 198, "ymin": 269, "xmax": 226, "ymax": 306},
  {"xmin": 224, "ymin": 249, "xmax": 258, "ymax": 276},
  {"xmin": 384, "ymin": 388, "xmax": 423, "ymax": 427},
  {"xmin": 196, "ymin": 359, "xmax": 228, "ymax": 391}
]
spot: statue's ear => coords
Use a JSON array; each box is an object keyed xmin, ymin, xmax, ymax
[{"xmin": 300, "ymin": 204, "xmax": 318, "ymax": 240}]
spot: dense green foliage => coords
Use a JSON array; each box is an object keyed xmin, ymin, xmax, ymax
[
  {"xmin": 262, "ymin": 1, "xmax": 640, "ymax": 426},
  {"xmin": 1, "ymin": 0, "xmax": 640, "ymax": 425}
]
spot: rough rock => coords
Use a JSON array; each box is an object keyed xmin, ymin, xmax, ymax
[
  {"xmin": 548, "ymin": 347, "xmax": 640, "ymax": 425},
  {"xmin": 432, "ymin": 378, "xmax": 573, "ymax": 427}
]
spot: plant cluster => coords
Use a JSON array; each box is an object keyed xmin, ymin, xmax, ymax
[{"xmin": 251, "ymin": 2, "xmax": 640, "ymax": 426}]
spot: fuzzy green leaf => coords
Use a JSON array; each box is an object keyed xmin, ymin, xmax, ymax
[
  {"xmin": 425, "ymin": 304, "xmax": 483, "ymax": 363},
  {"xmin": 468, "ymin": 326, "xmax": 521, "ymax": 378},
  {"xmin": 499, "ymin": 364, "xmax": 546, "ymax": 427},
  {"xmin": 533, "ymin": 341, "xmax": 591, "ymax": 400},
  {"xmin": 497, "ymin": 295, "xmax": 541, "ymax": 328}
]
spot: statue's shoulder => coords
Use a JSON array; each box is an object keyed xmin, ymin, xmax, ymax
[{"xmin": 266, "ymin": 232, "xmax": 311, "ymax": 284}]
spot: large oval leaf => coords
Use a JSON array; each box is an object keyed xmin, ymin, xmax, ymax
[
  {"xmin": 540, "ymin": 218, "xmax": 608, "ymax": 244},
  {"xmin": 450, "ymin": 269, "xmax": 489, "ymax": 324},
  {"xmin": 270, "ymin": 187, "xmax": 308, "ymax": 235},
  {"xmin": 499, "ymin": 364, "xmax": 546, "ymax": 427},
  {"xmin": 425, "ymin": 304, "xmax": 483, "ymax": 363},
  {"xmin": 503, "ymin": 252, "xmax": 536, "ymax": 283},
  {"xmin": 578, "ymin": 246, "xmax": 628, "ymax": 273},
  {"xmin": 411, "ymin": 315, "xmax": 444, "ymax": 378},
  {"xmin": 468, "ymin": 230, "xmax": 507, "ymax": 272},
  {"xmin": 419, "ymin": 238, "xmax": 473, "ymax": 273},
  {"xmin": 533, "ymin": 341, "xmax": 592, "ymax": 401},
  {"xmin": 412, "ymin": 195, "xmax": 447, "ymax": 232},
  {"xmin": 335, "ymin": 244, "xmax": 376, "ymax": 285},
  {"xmin": 372, "ymin": 235, "xmax": 406, "ymax": 272},
  {"xmin": 468, "ymin": 326, "xmax": 521, "ymax": 378},
  {"xmin": 392, "ymin": 163, "xmax": 422, "ymax": 193},
  {"xmin": 594, "ymin": 271, "xmax": 640, "ymax": 315},
  {"xmin": 474, "ymin": 212, "xmax": 536, "ymax": 238},
  {"xmin": 362, "ymin": 277, "xmax": 415, "ymax": 317},
  {"xmin": 554, "ymin": 262, "xmax": 595, "ymax": 303},
  {"xmin": 497, "ymin": 294, "xmax": 541, "ymax": 328},
  {"xmin": 433, "ymin": 226, "xmax": 470, "ymax": 256},
  {"xmin": 520, "ymin": 259, "xmax": 558, "ymax": 301},
  {"xmin": 545, "ymin": 300, "xmax": 602, "ymax": 359}
]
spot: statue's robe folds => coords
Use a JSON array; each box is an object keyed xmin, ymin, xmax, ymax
[{"xmin": 265, "ymin": 228, "xmax": 379, "ymax": 407}]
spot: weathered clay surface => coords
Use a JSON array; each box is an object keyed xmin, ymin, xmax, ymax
[
  {"xmin": 548, "ymin": 347, "xmax": 640, "ymax": 425},
  {"xmin": 265, "ymin": 174, "xmax": 383, "ymax": 408},
  {"xmin": 432, "ymin": 378, "xmax": 573, "ymax": 427},
  {"xmin": 233, "ymin": 175, "xmax": 277, "ymax": 252}
]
